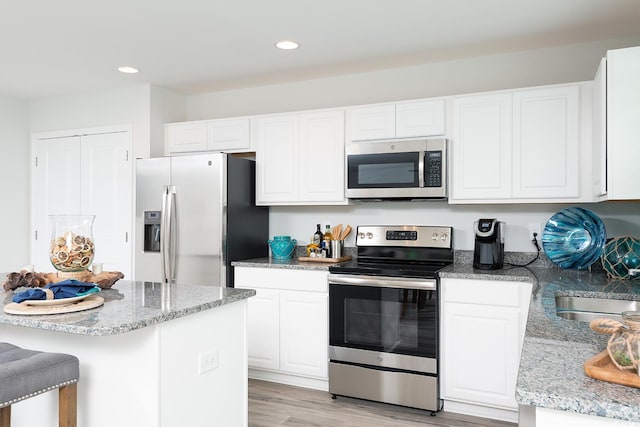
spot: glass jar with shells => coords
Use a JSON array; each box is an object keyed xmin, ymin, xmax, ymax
[{"xmin": 49, "ymin": 215, "xmax": 95, "ymax": 281}]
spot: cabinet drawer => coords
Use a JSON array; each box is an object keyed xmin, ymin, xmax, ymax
[
  {"xmin": 442, "ymin": 278, "xmax": 528, "ymax": 307},
  {"xmin": 235, "ymin": 267, "xmax": 328, "ymax": 293}
]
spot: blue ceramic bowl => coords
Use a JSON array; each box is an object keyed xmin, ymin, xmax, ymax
[
  {"xmin": 601, "ymin": 236, "xmax": 640, "ymax": 279},
  {"xmin": 268, "ymin": 236, "xmax": 297, "ymax": 259},
  {"xmin": 541, "ymin": 207, "xmax": 607, "ymax": 270}
]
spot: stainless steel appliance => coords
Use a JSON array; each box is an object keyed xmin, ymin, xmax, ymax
[
  {"xmin": 345, "ymin": 138, "xmax": 447, "ymax": 200},
  {"xmin": 473, "ymin": 218, "xmax": 505, "ymax": 270},
  {"xmin": 135, "ymin": 153, "xmax": 269, "ymax": 286},
  {"xmin": 327, "ymin": 225, "xmax": 453, "ymax": 413}
]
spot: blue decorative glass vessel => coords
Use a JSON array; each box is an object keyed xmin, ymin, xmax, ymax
[
  {"xmin": 268, "ymin": 236, "xmax": 297, "ymax": 260},
  {"xmin": 601, "ymin": 236, "xmax": 640, "ymax": 279},
  {"xmin": 541, "ymin": 207, "xmax": 607, "ymax": 270}
]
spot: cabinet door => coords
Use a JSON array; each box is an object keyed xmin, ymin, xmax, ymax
[
  {"xmin": 347, "ymin": 104, "xmax": 395, "ymax": 141},
  {"xmin": 165, "ymin": 122, "xmax": 208, "ymax": 154},
  {"xmin": 247, "ymin": 288, "xmax": 280, "ymax": 370},
  {"xmin": 32, "ymin": 137, "xmax": 82, "ymax": 271},
  {"xmin": 81, "ymin": 132, "xmax": 132, "ymax": 278},
  {"xmin": 442, "ymin": 302, "xmax": 522, "ymax": 410},
  {"xmin": 450, "ymin": 94, "xmax": 512, "ymax": 201},
  {"xmin": 512, "ymin": 86, "xmax": 579, "ymax": 199},
  {"xmin": 279, "ymin": 291, "xmax": 328, "ymax": 379},
  {"xmin": 396, "ymin": 99, "xmax": 445, "ymax": 138},
  {"xmin": 592, "ymin": 58, "xmax": 607, "ymax": 199},
  {"xmin": 298, "ymin": 110, "xmax": 345, "ymax": 203},
  {"xmin": 207, "ymin": 118, "xmax": 251, "ymax": 152},
  {"xmin": 607, "ymin": 46, "xmax": 640, "ymax": 200},
  {"xmin": 256, "ymin": 115, "xmax": 299, "ymax": 204}
]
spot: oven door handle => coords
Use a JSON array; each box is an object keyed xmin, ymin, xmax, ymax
[{"xmin": 328, "ymin": 274, "xmax": 437, "ymax": 290}]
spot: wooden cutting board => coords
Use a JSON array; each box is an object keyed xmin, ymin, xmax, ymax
[
  {"xmin": 297, "ymin": 256, "xmax": 352, "ymax": 263},
  {"xmin": 584, "ymin": 350, "xmax": 640, "ymax": 388},
  {"xmin": 3, "ymin": 294, "xmax": 105, "ymax": 315}
]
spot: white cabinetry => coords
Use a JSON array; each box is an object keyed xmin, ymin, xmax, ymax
[
  {"xmin": 449, "ymin": 84, "xmax": 583, "ymax": 203},
  {"xmin": 605, "ymin": 46, "xmax": 640, "ymax": 200},
  {"xmin": 32, "ymin": 128, "xmax": 132, "ymax": 277},
  {"xmin": 440, "ymin": 278, "xmax": 531, "ymax": 421},
  {"xmin": 235, "ymin": 267, "xmax": 329, "ymax": 390},
  {"xmin": 256, "ymin": 109, "xmax": 346, "ymax": 205},
  {"xmin": 347, "ymin": 98, "xmax": 445, "ymax": 141},
  {"xmin": 165, "ymin": 118, "xmax": 251, "ymax": 155}
]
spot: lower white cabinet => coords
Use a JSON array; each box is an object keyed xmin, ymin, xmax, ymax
[
  {"xmin": 440, "ymin": 278, "xmax": 532, "ymax": 419},
  {"xmin": 235, "ymin": 267, "xmax": 329, "ymax": 390}
]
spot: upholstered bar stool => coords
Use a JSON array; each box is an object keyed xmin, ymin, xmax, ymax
[{"xmin": 0, "ymin": 342, "xmax": 79, "ymax": 427}]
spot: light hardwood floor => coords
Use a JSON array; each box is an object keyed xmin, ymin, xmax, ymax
[{"xmin": 249, "ymin": 379, "xmax": 517, "ymax": 427}]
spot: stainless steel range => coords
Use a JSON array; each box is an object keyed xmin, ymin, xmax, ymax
[{"xmin": 327, "ymin": 225, "xmax": 453, "ymax": 413}]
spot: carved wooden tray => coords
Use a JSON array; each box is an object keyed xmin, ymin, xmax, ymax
[{"xmin": 584, "ymin": 350, "xmax": 640, "ymax": 388}]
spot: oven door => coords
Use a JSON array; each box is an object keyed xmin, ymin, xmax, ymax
[{"xmin": 328, "ymin": 274, "xmax": 438, "ymax": 374}]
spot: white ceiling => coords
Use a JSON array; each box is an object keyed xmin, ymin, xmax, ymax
[{"xmin": 1, "ymin": 0, "xmax": 639, "ymax": 100}]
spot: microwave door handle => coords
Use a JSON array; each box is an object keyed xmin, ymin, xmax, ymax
[{"xmin": 418, "ymin": 151, "xmax": 425, "ymax": 188}]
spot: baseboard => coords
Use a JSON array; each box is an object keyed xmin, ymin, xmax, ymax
[
  {"xmin": 443, "ymin": 400, "xmax": 518, "ymax": 423},
  {"xmin": 249, "ymin": 369, "xmax": 329, "ymax": 392}
]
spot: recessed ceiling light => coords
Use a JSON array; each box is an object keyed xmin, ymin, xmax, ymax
[
  {"xmin": 275, "ymin": 40, "xmax": 299, "ymax": 50},
  {"xmin": 118, "ymin": 66, "xmax": 139, "ymax": 74}
]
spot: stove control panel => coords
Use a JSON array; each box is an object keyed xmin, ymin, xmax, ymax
[{"xmin": 356, "ymin": 225, "xmax": 452, "ymax": 249}]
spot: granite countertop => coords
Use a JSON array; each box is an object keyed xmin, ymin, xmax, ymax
[
  {"xmin": 441, "ymin": 264, "xmax": 640, "ymax": 422},
  {"xmin": 1, "ymin": 279, "xmax": 255, "ymax": 336},
  {"xmin": 232, "ymin": 257, "xmax": 339, "ymax": 270}
]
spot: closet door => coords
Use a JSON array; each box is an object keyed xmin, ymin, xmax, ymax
[
  {"xmin": 81, "ymin": 132, "xmax": 132, "ymax": 277},
  {"xmin": 32, "ymin": 136, "xmax": 82, "ymax": 271},
  {"xmin": 32, "ymin": 129, "xmax": 132, "ymax": 277}
]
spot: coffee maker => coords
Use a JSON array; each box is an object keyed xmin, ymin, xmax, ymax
[{"xmin": 473, "ymin": 219, "xmax": 505, "ymax": 270}]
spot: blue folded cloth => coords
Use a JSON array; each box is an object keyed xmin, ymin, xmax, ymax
[{"xmin": 12, "ymin": 279, "xmax": 100, "ymax": 303}]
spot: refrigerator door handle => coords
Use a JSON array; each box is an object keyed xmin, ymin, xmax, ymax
[{"xmin": 161, "ymin": 185, "xmax": 177, "ymax": 284}]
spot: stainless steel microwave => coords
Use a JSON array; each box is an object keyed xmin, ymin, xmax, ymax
[{"xmin": 345, "ymin": 138, "xmax": 447, "ymax": 200}]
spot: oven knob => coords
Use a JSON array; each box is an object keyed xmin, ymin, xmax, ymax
[
  {"xmin": 441, "ymin": 233, "xmax": 448, "ymax": 241},
  {"xmin": 358, "ymin": 232, "xmax": 365, "ymax": 239},
  {"xmin": 377, "ymin": 354, "xmax": 383, "ymax": 362},
  {"xmin": 366, "ymin": 232, "xmax": 373, "ymax": 239},
  {"xmin": 432, "ymin": 233, "xmax": 438, "ymax": 240}
]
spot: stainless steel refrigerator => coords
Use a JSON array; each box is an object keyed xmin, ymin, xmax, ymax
[{"xmin": 135, "ymin": 153, "xmax": 269, "ymax": 286}]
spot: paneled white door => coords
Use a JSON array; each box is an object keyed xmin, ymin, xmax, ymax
[
  {"xmin": 80, "ymin": 132, "xmax": 132, "ymax": 277},
  {"xmin": 32, "ymin": 129, "xmax": 132, "ymax": 277},
  {"xmin": 32, "ymin": 136, "xmax": 82, "ymax": 271}
]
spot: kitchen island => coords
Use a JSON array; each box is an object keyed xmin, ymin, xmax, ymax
[
  {"xmin": 440, "ymin": 264, "xmax": 640, "ymax": 426},
  {"xmin": 0, "ymin": 279, "xmax": 255, "ymax": 427}
]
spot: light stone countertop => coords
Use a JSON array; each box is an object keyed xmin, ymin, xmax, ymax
[
  {"xmin": 440, "ymin": 264, "xmax": 640, "ymax": 422},
  {"xmin": 0, "ymin": 279, "xmax": 255, "ymax": 336}
]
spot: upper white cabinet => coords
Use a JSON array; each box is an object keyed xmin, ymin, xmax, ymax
[
  {"xmin": 32, "ymin": 128, "xmax": 132, "ymax": 277},
  {"xmin": 451, "ymin": 93, "xmax": 512, "ymax": 200},
  {"xmin": 347, "ymin": 99, "xmax": 445, "ymax": 141},
  {"xmin": 449, "ymin": 84, "xmax": 584, "ymax": 203},
  {"xmin": 440, "ymin": 278, "xmax": 532, "ymax": 416},
  {"xmin": 165, "ymin": 118, "xmax": 251, "ymax": 155},
  {"xmin": 603, "ymin": 46, "xmax": 640, "ymax": 200},
  {"xmin": 256, "ymin": 109, "xmax": 346, "ymax": 205}
]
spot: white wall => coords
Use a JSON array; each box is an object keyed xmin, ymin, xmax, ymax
[
  {"xmin": 186, "ymin": 36, "xmax": 640, "ymax": 253},
  {"xmin": 29, "ymin": 85, "xmax": 153, "ymax": 159},
  {"xmin": 150, "ymin": 86, "xmax": 188, "ymax": 157},
  {"xmin": 187, "ymin": 36, "xmax": 640, "ymax": 119},
  {"xmin": 268, "ymin": 201, "xmax": 640, "ymax": 252},
  {"xmin": 0, "ymin": 95, "xmax": 30, "ymax": 270}
]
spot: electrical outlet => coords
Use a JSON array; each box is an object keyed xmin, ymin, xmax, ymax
[
  {"xmin": 198, "ymin": 350, "xmax": 219, "ymax": 374},
  {"xmin": 528, "ymin": 222, "xmax": 541, "ymax": 243}
]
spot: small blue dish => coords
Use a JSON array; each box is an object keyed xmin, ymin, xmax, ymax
[
  {"xmin": 268, "ymin": 236, "xmax": 297, "ymax": 260},
  {"xmin": 542, "ymin": 207, "xmax": 607, "ymax": 270}
]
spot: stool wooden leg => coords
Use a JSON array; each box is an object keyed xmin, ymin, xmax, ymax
[
  {"xmin": 59, "ymin": 383, "xmax": 77, "ymax": 427},
  {"xmin": 0, "ymin": 406, "xmax": 10, "ymax": 427}
]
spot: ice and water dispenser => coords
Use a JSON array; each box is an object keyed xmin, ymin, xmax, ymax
[{"xmin": 143, "ymin": 211, "xmax": 161, "ymax": 252}]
